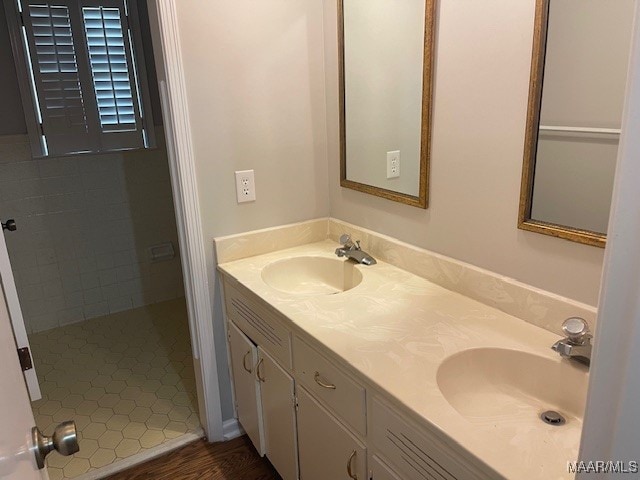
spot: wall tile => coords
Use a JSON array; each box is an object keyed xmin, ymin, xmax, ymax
[
  {"xmin": 80, "ymin": 272, "xmax": 100, "ymax": 290},
  {"xmin": 99, "ymin": 269, "xmax": 117, "ymax": 287},
  {"xmin": 83, "ymin": 288, "xmax": 103, "ymax": 305},
  {"xmin": 0, "ymin": 132, "xmax": 185, "ymax": 332},
  {"xmin": 42, "ymin": 279, "xmax": 64, "ymax": 298}
]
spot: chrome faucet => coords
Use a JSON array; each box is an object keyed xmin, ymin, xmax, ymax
[
  {"xmin": 551, "ymin": 317, "xmax": 592, "ymax": 366},
  {"xmin": 335, "ymin": 234, "xmax": 377, "ymax": 265}
]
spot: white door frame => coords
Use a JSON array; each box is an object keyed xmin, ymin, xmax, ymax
[
  {"xmin": 0, "ymin": 228, "xmax": 41, "ymax": 401},
  {"xmin": 578, "ymin": 3, "xmax": 640, "ymax": 474},
  {"xmin": 146, "ymin": 0, "xmax": 224, "ymax": 441}
]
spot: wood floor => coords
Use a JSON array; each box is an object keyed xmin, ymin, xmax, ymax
[{"xmin": 105, "ymin": 436, "xmax": 281, "ymax": 480}]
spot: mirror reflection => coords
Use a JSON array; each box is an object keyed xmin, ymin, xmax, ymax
[
  {"xmin": 339, "ymin": 0, "xmax": 434, "ymax": 208},
  {"xmin": 519, "ymin": 0, "xmax": 634, "ymax": 247}
]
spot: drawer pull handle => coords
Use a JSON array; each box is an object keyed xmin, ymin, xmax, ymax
[
  {"xmin": 314, "ymin": 371, "xmax": 336, "ymax": 390},
  {"xmin": 256, "ymin": 358, "xmax": 265, "ymax": 382},
  {"xmin": 242, "ymin": 351, "xmax": 252, "ymax": 373},
  {"xmin": 347, "ymin": 449, "xmax": 357, "ymax": 479}
]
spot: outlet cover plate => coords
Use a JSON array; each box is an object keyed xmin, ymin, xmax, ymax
[
  {"xmin": 235, "ymin": 170, "xmax": 256, "ymax": 203},
  {"xmin": 387, "ymin": 150, "xmax": 400, "ymax": 179}
]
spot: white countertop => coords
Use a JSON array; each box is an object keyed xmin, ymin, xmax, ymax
[{"xmin": 218, "ymin": 239, "xmax": 585, "ymax": 480}]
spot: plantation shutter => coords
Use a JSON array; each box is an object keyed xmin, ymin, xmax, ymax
[
  {"xmin": 7, "ymin": 0, "xmax": 151, "ymax": 157},
  {"xmin": 81, "ymin": 2, "xmax": 145, "ymax": 151},
  {"xmin": 21, "ymin": 2, "xmax": 97, "ymax": 155}
]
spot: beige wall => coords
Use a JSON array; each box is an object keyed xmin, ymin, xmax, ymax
[
  {"xmin": 174, "ymin": 1, "xmax": 329, "ymax": 236},
  {"xmin": 325, "ymin": 0, "xmax": 605, "ymax": 307},
  {"xmin": 170, "ymin": 0, "xmax": 330, "ymax": 418}
]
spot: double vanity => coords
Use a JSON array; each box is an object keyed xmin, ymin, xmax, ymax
[{"xmin": 215, "ymin": 219, "xmax": 593, "ymax": 480}]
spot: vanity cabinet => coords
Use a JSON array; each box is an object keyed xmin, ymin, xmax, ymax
[
  {"xmin": 296, "ymin": 386, "xmax": 366, "ymax": 480},
  {"xmin": 222, "ymin": 275, "xmax": 491, "ymax": 480},
  {"xmin": 227, "ymin": 321, "xmax": 298, "ymax": 480}
]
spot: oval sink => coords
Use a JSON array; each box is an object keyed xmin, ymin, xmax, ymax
[
  {"xmin": 261, "ymin": 256, "xmax": 363, "ymax": 295},
  {"xmin": 436, "ymin": 348, "xmax": 588, "ymax": 424}
]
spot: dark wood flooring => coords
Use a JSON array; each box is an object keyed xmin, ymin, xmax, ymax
[{"xmin": 105, "ymin": 436, "xmax": 281, "ymax": 480}]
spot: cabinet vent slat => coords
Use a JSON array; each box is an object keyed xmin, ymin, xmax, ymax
[
  {"xmin": 385, "ymin": 429, "xmax": 458, "ymax": 480},
  {"xmin": 231, "ymin": 298, "xmax": 283, "ymax": 347}
]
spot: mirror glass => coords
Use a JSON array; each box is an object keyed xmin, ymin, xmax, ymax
[
  {"xmin": 339, "ymin": 0, "xmax": 434, "ymax": 208},
  {"xmin": 519, "ymin": 0, "xmax": 634, "ymax": 247}
]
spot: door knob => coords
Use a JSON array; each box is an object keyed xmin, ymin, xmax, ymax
[
  {"xmin": 1, "ymin": 219, "xmax": 16, "ymax": 231},
  {"xmin": 32, "ymin": 421, "xmax": 79, "ymax": 469}
]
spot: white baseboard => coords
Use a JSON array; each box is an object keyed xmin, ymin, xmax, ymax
[{"xmin": 222, "ymin": 417, "xmax": 244, "ymax": 440}]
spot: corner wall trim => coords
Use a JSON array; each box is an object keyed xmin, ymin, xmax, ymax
[
  {"xmin": 153, "ymin": 0, "xmax": 224, "ymax": 440},
  {"xmin": 222, "ymin": 418, "xmax": 244, "ymax": 441}
]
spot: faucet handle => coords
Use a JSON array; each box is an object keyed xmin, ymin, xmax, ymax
[
  {"xmin": 339, "ymin": 234, "xmax": 354, "ymax": 248},
  {"xmin": 562, "ymin": 317, "xmax": 590, "ymax": 344}
]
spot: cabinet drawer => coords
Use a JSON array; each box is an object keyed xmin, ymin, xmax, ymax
[
  {"xmin": 293, "ymin": 336, "xmax": 366, "ymax": 436},
  {"xmin": 370, "ymin": 397, "xmax": 489, "ymax": 480},
  {"xmin": 223, "ymin": 278, "xmax": 292, "ymax": 369}
]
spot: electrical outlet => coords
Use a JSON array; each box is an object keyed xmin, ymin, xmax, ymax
[
  {"xmin": 386, "ymin": 150, "xmax": 400, "ymax": 179},
  {"xmin": 235, "ymin": 170, "xmax": 256, "ymax": 203}
]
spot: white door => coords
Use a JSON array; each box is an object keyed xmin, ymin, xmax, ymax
[
  {"xmin": 578, "ymin": 1, "xmax": 640, "ymax": 468},
  {"xmin": 0, "ymin": 275, "xmax": 49, "ymax": 479},
  {"xmin": 0, "ymin": 221, "xmax": 41, "ymax": 400},
  {"xmin": 258, "ymin": 346, "xmax": 298, "ymax": 480}
]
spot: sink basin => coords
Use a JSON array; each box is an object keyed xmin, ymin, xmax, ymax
[
  {"xmin": 261, "ymin": 256, "xmax": 363, "ymax": 295},
  {"xmin": 436, "ymin": 348, "xmax": 588, "ymax": 425}
]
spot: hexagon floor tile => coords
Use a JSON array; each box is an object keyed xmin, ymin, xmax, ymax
[{"xmin": 29, "ymin": 298, "xmax": 201, "ymax": 479}]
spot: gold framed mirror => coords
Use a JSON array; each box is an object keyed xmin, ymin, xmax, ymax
[
  {"xmin": 519, "ymin": 0, "xmax": 633, "ymax": 247},
  {"xmin": 338, "ymin": 0, "xmax": 436, "ymax": 209}
]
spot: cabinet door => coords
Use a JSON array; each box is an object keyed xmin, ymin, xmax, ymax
[
  {"xmin": 297, "ymin": 386, "xmax": 366, "ymax": 480},
  {"xmin": 369, "ymin": 455, "xmax": 402, "ymax": 480},
  {"xmin": 228, "ymin": 322, "xmax": 264, "ymax": 455},
  {"xmin": 259, "ymin": 346, "xmax": 298, "ymax": 480}
]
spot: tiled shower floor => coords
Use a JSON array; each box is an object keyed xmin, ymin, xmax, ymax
[{"xmin": 29, "ymin": 298, "xmax": 201, "ymax": 479}]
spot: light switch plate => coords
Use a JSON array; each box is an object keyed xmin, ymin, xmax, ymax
[{"xmin": 235, "ymin": 170, "xmax": 256, "ymax": 203}]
